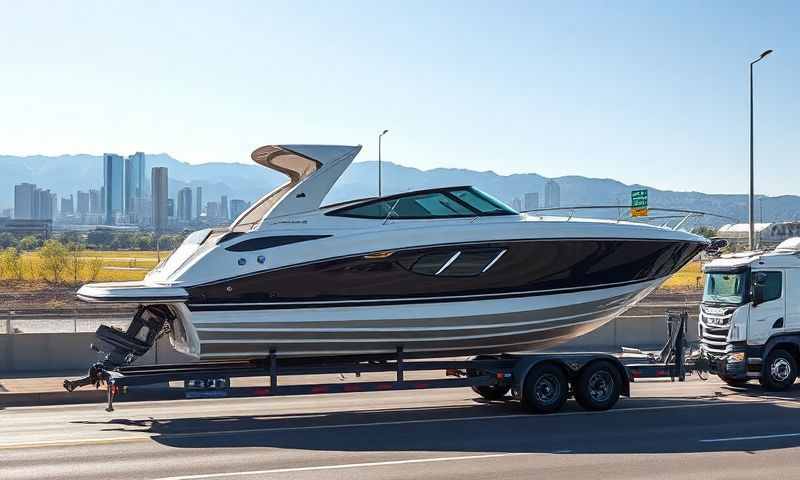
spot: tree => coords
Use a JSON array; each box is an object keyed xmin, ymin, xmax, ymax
[
  {"xmin": 86, "ymin": 257, "xmax": 104, "ymax": 282},
  {"xmin": 0, "ymin": 247, "xmax": 23, "ymax": 281},
  {"xmin": 87, "ymin": 230, "xmax": 114, "ymax": 249},
  {"xmin": 0, "ymin": 232, "xmax": 17, "ymax": 249},
  {"xmin": 40, "ymin": 239, "xmax": 69, "ymax": 283},
  {"xmin": 135, "ymin": 234, "xmax": 153, "ymax": 251},
  {"xmin": 60, "ymin": 231, "xmax": 82, "ymax": 246},
  {"xmin": 18, "ymin": 235, "xmax": 41, "ymax": 251},
  {"xmin": 110, "ymin": 233, "xmax": 133, "ymax": 250},
  {"xmin": 65, "ymin": 243, "xmax": 85, "ymax": 285},
  {"xmin": 692, "ymin": 226, "xmax": 718, "ymax": 239}
]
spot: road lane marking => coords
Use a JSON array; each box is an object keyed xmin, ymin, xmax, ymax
[
  {"xmin": 153, "ymin": 452, "xmax": 531, "ymax": 479},
  {"xmin": 700, "ymin": 432, "xmax": 800, "ymax": 443},
  {"xmin": 0, "ymin": 400, "xmax": 771, "ymax": 450}
]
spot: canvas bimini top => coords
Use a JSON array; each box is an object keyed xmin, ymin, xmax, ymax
[{"xmin": 230, "ymin": 144, "xmax": 362, "ymax": 231}]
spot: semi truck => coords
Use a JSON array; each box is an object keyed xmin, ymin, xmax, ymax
[{"xmin": 700, "ymin": 237, "xmax": 800, "ymax": 390}]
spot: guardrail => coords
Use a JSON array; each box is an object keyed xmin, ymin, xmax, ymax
[{"xmin": 0, "ymin": 310, "xmax": 133, "ymax": 334}]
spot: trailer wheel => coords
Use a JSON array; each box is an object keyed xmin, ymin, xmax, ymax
[
  {"xmin": 522, "ymin": 364, "xmax": 568, "ymax": 414},
  {"xmin": 574, "ymin": 361, "xmax": 622, "ymax": 411},
  {"xmin": 759, "ymin": 349, "xmax": 797, "ymax": 391}
]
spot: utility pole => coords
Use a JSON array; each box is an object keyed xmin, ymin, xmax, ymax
[
  {"xmin": 749, "ymin": 49, "xmax": 773, "ymax": 250},
  {"xmin": 378, "ymin": 129, "xmax": 389, "ymax": 197}
]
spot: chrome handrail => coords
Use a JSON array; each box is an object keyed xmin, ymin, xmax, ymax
[{"xmin": 520, "ymin": 205, "xmax": 738, "ymax": 230}]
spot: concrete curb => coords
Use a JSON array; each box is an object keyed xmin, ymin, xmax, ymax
[
  {"xmin": 0, "ymin": 385, "xmax": 184, "ymax": 408},
  {"xmin": 1, "ymin": 389, "xmax": 107, "ymax": 407}
]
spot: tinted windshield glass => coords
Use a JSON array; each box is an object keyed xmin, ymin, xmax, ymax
[
  {"xmin": 331, "ymin": 187, "xmax": 517, "ymax": 219},
  {"xmin": 450, "ymin": 188, "xmax": 517, "ymax": 215},
  {"xmin": 337, "ymin": 192, "xmax": 474, "ymax": 219},
  {"xmin": 703, "ymin": 272, "xmax": 748, "ymax": 304}
]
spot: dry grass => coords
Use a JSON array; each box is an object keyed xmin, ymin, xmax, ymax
[
  {"xmin": 662, "ymin": 260, "xmax": 704, "ymax": 290},
  {"xmin": 12, "ymin": 250, "xmax": 162, "ymax": 283}
]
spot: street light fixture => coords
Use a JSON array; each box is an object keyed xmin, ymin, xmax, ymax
[
  {"xmin": 749, "ymin": 49, "xmax": 773, "ymax": 250},
  {"xmin": 378, "ymin": 129, "xmax": 389, "ymax": 197}
]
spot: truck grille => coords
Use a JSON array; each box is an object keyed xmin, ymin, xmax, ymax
[{"xmin": 698, "ymin": 306, "xmax": 736, "ymax": 357}]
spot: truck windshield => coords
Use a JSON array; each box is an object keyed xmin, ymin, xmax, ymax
[{"xmin": 703, "ymin": 272, "xmax": 748, "ymax": 304}]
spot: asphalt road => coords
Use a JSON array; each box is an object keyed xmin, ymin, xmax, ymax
[{"xmin": 4, "ymin": 379, "xmax": 800, "ymax": 480}]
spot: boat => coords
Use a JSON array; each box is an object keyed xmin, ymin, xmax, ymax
[{"xmin": 76, "ymin": 144, "xmax": 708, "ymax": 367}]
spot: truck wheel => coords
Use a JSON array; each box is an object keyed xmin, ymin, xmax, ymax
[
  {"xmin": 759, "ymin": 349, "xmax": 797, "ymax": 391},
  {"xmin": 471, "ymin": 384, "xmax": 511, "ymax": 400},
  {"xmin": 574, "ymin": 361, "xmax": 622, "ymax": 411},
  {"xmin": 522, "ymin": 364, "xmax": 568, "ymax": 414}
]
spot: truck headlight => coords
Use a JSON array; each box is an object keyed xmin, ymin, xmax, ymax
[{"xmin": 728, "ymin": 352, "xmax": 746, "ymax": 363}]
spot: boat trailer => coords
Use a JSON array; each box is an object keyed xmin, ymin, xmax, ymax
[{"xmin": 64, "ymin": 310, "xmax": 703, "ymax": 413}]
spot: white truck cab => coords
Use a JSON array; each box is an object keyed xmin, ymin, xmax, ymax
[{"xmin": 700, "ymin": 237, "xmax": 800, "ymax": 390}]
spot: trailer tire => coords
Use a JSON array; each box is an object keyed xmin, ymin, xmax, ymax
[
  {"xmin": 759, "ymin": 349, "xmax": 797, "ymax": 391},
  {"xmin": 574, "ymin": 361, "xmax": 622, "ymax": 411},
  {"xmin": 522, "ymin": 364, "xmax": 568, "ymax": 414}
]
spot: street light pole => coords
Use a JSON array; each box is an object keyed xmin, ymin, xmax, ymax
[
  {"xmin": 749, "ymin": 49, "xmax": 773, "ymax": 250},
  {"xmin": 378, "ymin": 129, "xmax": 389, "ymax": 197}
]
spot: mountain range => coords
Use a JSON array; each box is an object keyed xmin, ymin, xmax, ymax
[{"xmin": 2, "ymin": 153, "xmax": 798, "ymax": 228}]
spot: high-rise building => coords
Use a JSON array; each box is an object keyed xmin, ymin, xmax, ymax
[
  {"xmin": 195, "ymin": 186, "xmax": 203, "ymax": 220},
  {"xmin": 76, "ymin": 191, "xmax": 90, "ymax": 215},
  {"xmin": 177, "ymin": 187, "xmax": 193, "ymax": 222},
  {"xmin": 89, "ymin": 189, "xmax": 102, "ymax": 214},
  {"xmin": 35, "ymin": 189, "xmax": 53, "ymax": 220},
  {"xmin": 220, "ymin": 195, "xmax": 229, "ymax": 220},
  {"xmin": 512, "ymin": 197, "xmax": 522, "ymax": 212},
  {"xmin": 229, "ymin": 199, "xmax": 249, "ymax": 220},
  {"xmin": 124, "ymin": 152, "xmax": 146, "ymax": 216},
  {"xmin": 167, "ymin": 199, "xmax": 175, "ymax": 218},
  {"xmin": 60, "ymin": 195, "xmax": 74, "ymax": 216},
  {"xmin": 103, "ymin": 153, "xmax": 124, "ymax": 224},
  {"xmin": 544, "ymin": 180, "xmax": 561, "ymax": 208},
  {"xmin": 14, "ymin": 183, "xmax": 36, "ymax": 219},
  {"xmin": 524, "ymin": 192, "xmax": 539, "ymax": 211},
  {"xmin": 206, "ymin": 201, "xmax": 220, "ymax": 220},
  {"xmin": 1, "ymin": 208, "xmax": 11, "ymax": 218},
  {"xmin": 151, "ymin": 167, "xmax": 169, "ymax": 232}
]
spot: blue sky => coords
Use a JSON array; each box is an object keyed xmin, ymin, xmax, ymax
[{"xmin": 1, "ymin": 1, "xmax": 797, "ymax": 195}]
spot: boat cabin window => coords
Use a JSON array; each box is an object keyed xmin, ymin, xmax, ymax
[
  {"xmin": 328, "ymin": 187, "xmax": 517, "ymax": 219},
  {"xmin": 411, "ymin": 248, "xmax": 507, "ymax": 277}
]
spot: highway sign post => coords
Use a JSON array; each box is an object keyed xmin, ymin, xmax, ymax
[{"xmin": 631, "ymin": 189, "xmax": 648, "ymax": 217}]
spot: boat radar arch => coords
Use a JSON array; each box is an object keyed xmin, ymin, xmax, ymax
[{"xmin": 230, "ymin": 144, "xmax": 362, "ymax": 231}]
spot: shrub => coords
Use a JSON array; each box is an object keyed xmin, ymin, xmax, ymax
[
  {"xmin": 40, "ymin": 239, "xmax": 69, "ymax": 283},
  {"xmin": 0, "ymin": 247, "xmax": 23, "ymax": 281}
]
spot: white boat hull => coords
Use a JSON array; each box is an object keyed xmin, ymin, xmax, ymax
[{"xmin": 174, "ymin": 278, "xmax": 663, "ymax": 359}]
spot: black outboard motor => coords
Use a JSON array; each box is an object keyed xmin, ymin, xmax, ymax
[
  {"xmin": 94, "ymin": 305, "xmax": 172, "ymax": 368},
  {"xmin": 63, "ymin": 305, "xmax": 172, "ymax": 392}
]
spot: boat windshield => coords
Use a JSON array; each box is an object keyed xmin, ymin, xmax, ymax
[
  {"xmin": 703, "ymin": 271, "xmax": 748, "ymax": 305},
  {"xmin": 329, "ymin": 187, "xmax": 517, "ymax": 219}
]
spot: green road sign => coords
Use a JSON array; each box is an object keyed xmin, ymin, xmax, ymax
[{"xmin": 631, "ymin": 189, "xmax": 648, "ymax": 217}]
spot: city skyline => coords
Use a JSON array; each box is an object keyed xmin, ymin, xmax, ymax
[{"xmin": 7, "ymin": 151, "xmax": 251, "ymax": 232}]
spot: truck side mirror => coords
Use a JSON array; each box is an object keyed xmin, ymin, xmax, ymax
[
  {"xmin": 752, "ymin": 272, "xmax": 767, "ymax": 307},
  {"xmin": 752, "ymin": 284, "xmax": 764, "ymax": 307}
]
